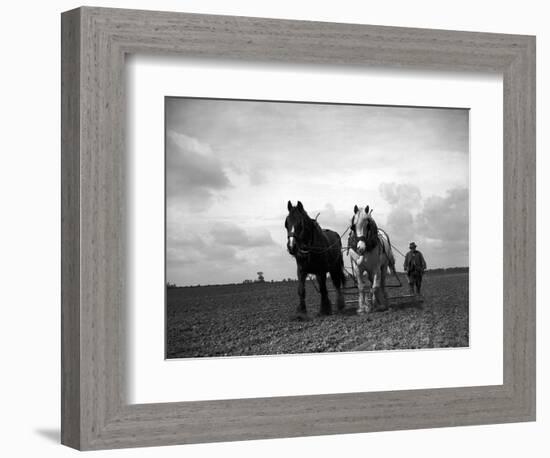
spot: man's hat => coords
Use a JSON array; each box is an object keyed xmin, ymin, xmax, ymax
[{"xmin": 409, "ymin": 242, "xmax": 417, "ymax": 249}]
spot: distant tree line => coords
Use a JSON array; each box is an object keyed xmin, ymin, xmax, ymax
[
  {"xmin": 242, "ymin": 272, "xmax": 266, "ymax": 284},
  {"xmin": 168, "ymin": 267, "xmax": 468, "ymax": 290},
  {"xmin": 423, "ymin": 267, "xmax": 469, "ymax": 275}
]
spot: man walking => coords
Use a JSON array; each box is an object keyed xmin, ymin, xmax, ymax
[{"xmin": 403, "ymin": 242, "xmax": 427, "ymax": 296}]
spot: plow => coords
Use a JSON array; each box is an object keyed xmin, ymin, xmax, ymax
[{"xmin": 308, "ymin": 231, "xmax": 423, "ymax": 310}]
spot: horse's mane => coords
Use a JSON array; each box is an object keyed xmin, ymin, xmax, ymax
[
  {"xmin": 293, "ymin": 206, "xmax": 325, "ymax": 247},
  {"xmin": 364, "ymin": 215, "xmax": 379, "ymax": 251}
]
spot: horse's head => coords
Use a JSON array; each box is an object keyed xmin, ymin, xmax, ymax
[
  {"xmin": 351, "ymin": 204, "xmax": 378, "ymax": 255},
  {"xmin": 285, "ymin": 200, "xmax": 312, "ymax": 255}
]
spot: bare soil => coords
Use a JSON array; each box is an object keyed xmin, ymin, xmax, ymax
[{"xmin": 166, "ymin": 272, "xmax": 469, "ymax": 358}]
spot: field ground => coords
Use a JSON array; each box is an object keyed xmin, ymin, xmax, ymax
[{"xmin": 166, "ymin": 272, "xmax": 469, "ymax": 358}]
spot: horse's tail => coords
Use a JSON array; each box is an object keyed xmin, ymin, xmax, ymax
[{"xmin": 339, "ymin": 250, "xmax": 347, "ymax": 288}]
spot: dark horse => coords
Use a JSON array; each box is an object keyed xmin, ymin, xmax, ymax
[{"xmin": 285, "ymin": 201, "xmax": 346, "ymax": 318}]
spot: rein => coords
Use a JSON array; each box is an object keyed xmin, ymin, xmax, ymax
[
  {"xmin": 289, "ymin": 220, "xmax": 350, "ymax": 256},
  {"xmin": 305, "ymin": 225, "xmax": 351, "ymax": 254}
]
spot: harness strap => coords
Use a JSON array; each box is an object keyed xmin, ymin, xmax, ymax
[{"xmin": 289, "ymin": 220, "xmax": 350, "ymax": 256}]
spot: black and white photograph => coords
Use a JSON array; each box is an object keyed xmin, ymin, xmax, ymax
[{"xmin": 165, "ymin": 97, "xmax": 469, "ymax": 359}]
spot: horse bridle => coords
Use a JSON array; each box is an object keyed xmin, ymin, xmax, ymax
[
  {"xmin": 287, "ymin": 221, "xmax": 313, "ymax": 255},
  {"xmin": 351, "ymin": 215, "xmax": 377, "ymax": 249},
  {"xmin": 350, "ymin": 216, "xmax": 368, "ymax": 244}
]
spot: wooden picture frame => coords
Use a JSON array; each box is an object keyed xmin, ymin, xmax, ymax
[{"xmin": 61, "ymin": 6, "xmax": 536, "ymax": 450}]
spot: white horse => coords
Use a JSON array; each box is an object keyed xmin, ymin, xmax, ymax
[{"xmin": 348, "ymin": 205, "xmax": 396, "ymax": 315}]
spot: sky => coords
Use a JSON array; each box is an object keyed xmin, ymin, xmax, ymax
[{"xmin": 166, "ymin": 97, "xmax": 469, "ymax": 286}]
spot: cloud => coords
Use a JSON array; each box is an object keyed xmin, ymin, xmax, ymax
[
  {"xmin": 166, "ymin": 131, "xmax": 232, "ymax": 210},
  {"xmin": 378, "ymin": 182, "xmax": 422, "ymax": 248},
  {"xmin": 379, "ymin": 182, "xmax": 422, "ymax": 208},
  {"xmin": 167, "ymin": 233, "xmax": 218, "ymax": 266},
  {"xmin": 385, "ymin": 207, "xmax": 415, "ymax": 242},
  {"xmin": 210, "ymin": 222, "xmax": 276, "ymax": 248},
  {"xmin": 167, "ymin": 232, "xmax": 240, "ymax": 272},
  {"xmin": 166, "ymin": 226, "xmax": 287, "ymax": 285},
  {"xmin": 375, "ymin": 184, "xmax": 469, "ymax": 268},
  {"xmin": 164, "ymin": 99, "xmax": 470, "ymax": 282},
  {"xmin": 313, "ymin": 203, "xmax": 352, "ymax": 234},
  {"xmin": 248, "ymin": 165, "xmax": 268, "ymax": 186},
  {"xmin": 416, "ymin": 187, "xmax": 469, "ymax": 242}
]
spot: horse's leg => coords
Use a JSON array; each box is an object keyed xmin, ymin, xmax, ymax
[
  {"xmin": 372, "ymin": 267, "xmax": 385, "ymax": 311},
  {"xmin": 377, "ymin": 266, "xmax": 389, "ymax": 312},
  {"xmin": 330, "ymin": 268, "xmax": 346, "ymax": 311},
  {"xmin": 356, "ymin": 266, "xmax": 367, "ymax": 315},
  {"xmin": 316, "ymin": 273, "xmax": 332, "ymax": 316},
  {"xmin": 295, "ymin": 268, "xmax": 308, "ymax": 319},
  {"xmin": 367, "ymin": 271, "xmax": 374, "ymax": 315}
]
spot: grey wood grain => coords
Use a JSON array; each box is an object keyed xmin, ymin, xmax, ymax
[
  {"xmin": 61, "ymin": 6, "xmax": 536, "ymax": 450},
  {"xmin": 60, "ymin": 8, "xmax": 81, "ymax": 449}
]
